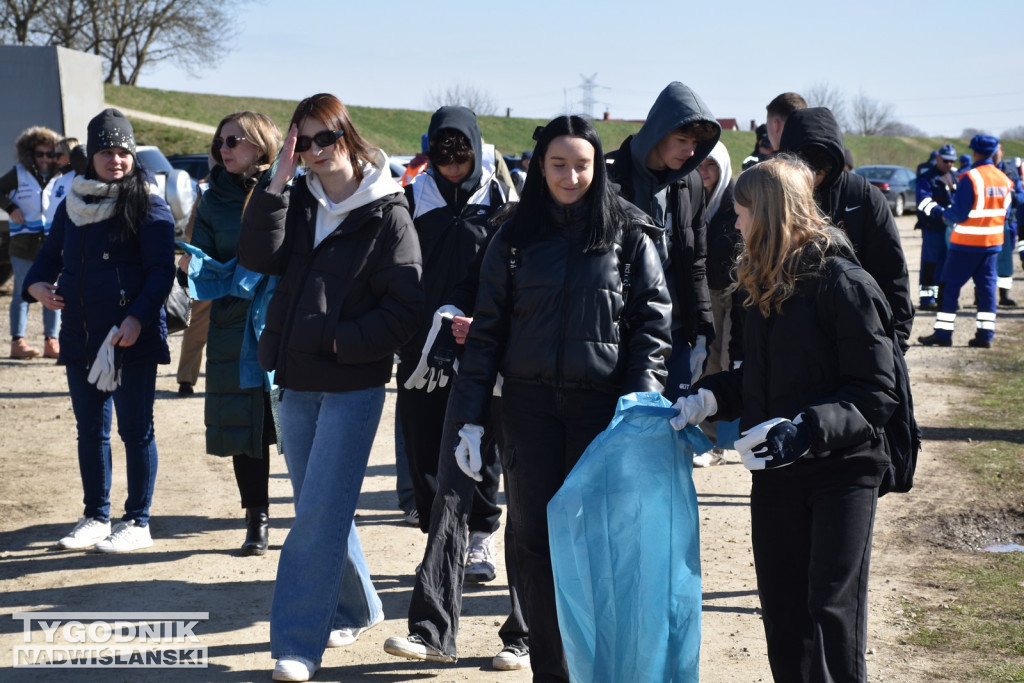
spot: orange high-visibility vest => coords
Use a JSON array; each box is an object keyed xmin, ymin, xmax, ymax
[{"xmin": 951, "ymin": 164, "xmax": 1012, "ymax": 248}]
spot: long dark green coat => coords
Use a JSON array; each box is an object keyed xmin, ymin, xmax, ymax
[{"xmin": 191, "ymin": 166, "xmax": 270, "ymax": 458}]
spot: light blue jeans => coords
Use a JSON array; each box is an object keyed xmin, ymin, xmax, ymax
[
  {"xmin": 271, "ymin": 385, "xmax": 385, "ymax": 663},
  {"xmin": 11, "ymin": 255, "xmax": 60, "ymax": 339}
]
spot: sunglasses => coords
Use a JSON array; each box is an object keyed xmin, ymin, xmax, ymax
[
  {"xmin": 35, "ymin": 151, "xmax": 57, "ymax": 159},
  {"xmin": 213, "ymin": 135, "xmax": 247, "ymax": 150},
  {"xmin": 294, "ymin": 130, "xmax": 344, "ymax": 153}
]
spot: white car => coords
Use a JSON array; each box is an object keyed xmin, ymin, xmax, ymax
[{"xmin": 135, "ymin": 145, "xmax": 197, "ymax": 238}]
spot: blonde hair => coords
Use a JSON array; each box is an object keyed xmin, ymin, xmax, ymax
[
  {"xmin": 733, "ymin": 155, "xmax": 836, "ymax": 316},
  {"xmin": 210, "ymin": 111, "xmax": 282, "ymax": 171}
]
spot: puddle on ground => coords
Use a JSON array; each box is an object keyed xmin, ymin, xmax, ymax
[
  {"xmin": 924, "ymin": 510, "xmax": 1024, "ymax": 552},
  {"xmin": 983, "ymin": 543, "xmax": 1024, "ymax": 553}
]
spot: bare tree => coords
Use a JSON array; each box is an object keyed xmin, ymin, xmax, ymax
[
  {"xmin": 425, "ymin": 82, "xmax": 498, "ymax": 116},
  {"xmin": 0, "ymin": 0, "xmax": 48, "ymax": 44},
  {"xmin": 961, "ymin": 127, "xmax": 989, "ymax": 138},
  {"xmin": 804, "ymin": 82, "xmax": 847, "ymax": 130},
  {"xmin": 879, "ymin": 120, "xmax": 926, "ymax": 137},
  {"xmin": 1000, "ymin": 125, "xmax": 1024, "ymax": 140},
  {"xmin": 849, "ymin": 91, "xmax": 898, "ymax": 136},
  {"xmin": 0, "ymin": 0, "xmax": 245, "ymax": 85}
]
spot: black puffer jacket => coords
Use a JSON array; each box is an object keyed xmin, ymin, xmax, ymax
[
  {"xmin": 695, "ymin": 231, "xmax": 898, "ymax": 487},
  {"xmin": 449, "ymin": 198, "xmax": 672, "ymax": 426},
  {"xmin": 238, "ymin": 175, "xmax": 423, "ymax": 392},
  {"xmin": 778, "ymin": 108, "xmax": 914, "ymax": 347}
]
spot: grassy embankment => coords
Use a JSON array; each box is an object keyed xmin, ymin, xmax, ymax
[{"xmin": 106, "ymin": 84, "xmax": 1024, "ymax": 172}]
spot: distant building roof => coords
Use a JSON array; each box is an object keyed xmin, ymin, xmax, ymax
[{"xmin": 717, "ymin": 118, "xmax": 740, "ymax": 131}]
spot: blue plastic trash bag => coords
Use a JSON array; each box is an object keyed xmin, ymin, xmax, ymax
[{"xmin": 548, "ymin": 391, "xmax": 712, "ymax": 683}]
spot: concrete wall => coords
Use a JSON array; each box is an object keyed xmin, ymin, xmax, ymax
[{"xmin": 0, "ymin": 45, "xmax": 104, "ymax": 165}]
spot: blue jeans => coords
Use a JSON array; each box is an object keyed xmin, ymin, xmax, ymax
[
  {"xmin": 65, "ymin": 362, "xmax": 159, "ymax": 525},
  {"xmin": 11, "ymin": 255, "xmax": 60, "ymax": 339},
  {"xmin": 271, "ymin": 386, "xmax": 385, "ymax": 663}
]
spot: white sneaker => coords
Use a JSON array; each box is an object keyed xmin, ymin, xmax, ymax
[
  {"xmin": 492, "ymin": 644, "xmax": 531, "ymax": 671},
  {"xmin": 93, "ymin": 520, "xmax": 153, "ymax": 553},
  {"xmin": 693, "ymin": 450, "xmax": 724, "ymax": 468},
  {"xmin": 327, "ymin": 609, "xmax": 384, "ymax": 647},
  {"xmin": 383, "ymin": 634, "xmax": 456, "ymax": 663},
  {"xmin": 272, "ymin": 656, "xmax": 317, "ymax": 682},
  {"xmin": 465, "ymin": 530, "xmax": 497, "ymax": 583},
  {"xmin": 57, "ymin": 517, "xmax": 111, "ymax": 549}
]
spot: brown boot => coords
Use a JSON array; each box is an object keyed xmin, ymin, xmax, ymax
[
  {"xmin": 43, "ymin": 337, "xmax": 60, "ymax": 359},
  {"xmin": 11, "ymin": 338, "xmax": 40, "ymax": 359}
]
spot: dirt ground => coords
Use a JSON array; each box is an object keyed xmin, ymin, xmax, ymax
[{"xmin": 0, "ymin": 215, "xmax": 1014, "ymax": 682}]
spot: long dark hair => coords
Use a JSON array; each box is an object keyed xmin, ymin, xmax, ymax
[
  {"xmin": 508, "ymin": 115, "xmax": 626, "ymax": 252},
  {"xmin": 85, "ymin": 155, "xmax": 153, "ymax": 242}
]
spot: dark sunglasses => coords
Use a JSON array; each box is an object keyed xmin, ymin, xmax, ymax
[
  {"xmin": 213, "ymin": 135, "xmax": 247, "ymax": 150},
  {"xmin": 294, "ymin": 130, "xmax": 344, "ymax": 153},
  {"xmin": 34, "ymin": 151, "xmax": 57, "ymax": 159}
]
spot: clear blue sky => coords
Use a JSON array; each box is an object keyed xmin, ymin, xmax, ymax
[{"xmin": 142, "ymin": 0, "xmax": 1024, "ymax": 138}]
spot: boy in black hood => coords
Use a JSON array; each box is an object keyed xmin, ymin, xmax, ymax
[
  {"xmin": 398, "ymin": 104, "xmax": 509, "ymax": 542},
  {"xmin": 778, "ymin": 107, "xmax": 914, "ymax": 348},
  {"xmin": 606, "ymin": 81, "xmax": 720, "ymax": 401}
]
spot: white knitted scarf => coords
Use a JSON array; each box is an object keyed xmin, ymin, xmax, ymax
[{"xmin": 65, "ymin": 175, "xmax": 159, "ymax": 225}]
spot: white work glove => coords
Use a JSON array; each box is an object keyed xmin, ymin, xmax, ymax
[
  {"xmin": 689, "ymin": 335, "xmax": 708, "ymax": 384},
  {"xmin": 492, "ymin": 373, "xmax": 504, "ymax": 397},
  {"xmin": 87, "ymin": 326, "xmax": 121, "ymax": 392},
  {"xmin": 737, "ymin": 415, "xmax": 809, "ymax": 471},
  {"xmin": 454, "ymin": 424, "xmax": 485, "ymax": 482},
  {"xmin": 669, "ymin": 388, "xmax": 718, "ymax": 430},
  {"xmin": 731, "ymin": 360, "xmax": 743, "ymax": 370},
  {"xmin": 404, "ymin": 305, "xmax": 464, "ymax": 392}
]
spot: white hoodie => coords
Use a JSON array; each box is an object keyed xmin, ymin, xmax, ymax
[{"xmin": 307, "ymin": 148, "xmax": 404, "ymax": 247}]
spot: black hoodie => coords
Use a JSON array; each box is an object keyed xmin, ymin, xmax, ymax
[
  {"xmin": 402, "ymin": 106, "xmax": 508, "ymax": 355},
  {"xmin": 606, "ymin": 82, "xmax": 721, "ymax": 346},
  {"xmin": 778, "ymin": 107, "xmax": 913, "ymax": 347}
]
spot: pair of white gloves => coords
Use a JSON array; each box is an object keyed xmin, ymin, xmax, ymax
[
  {"xmin": 87, "ymin": 326, "xmax": 122, "ymax": 392},
  {"xmin": 404, "ymin": 306, "xmax": 463, "ymax": 393},
  {"xmin": 670, "ymin": 389, "xmax": 811, "ymax": 470}
]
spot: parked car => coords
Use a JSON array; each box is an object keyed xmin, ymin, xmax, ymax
[
  {"xmin": 167, "ymin": 153, "xmax": 212, "ymax": 184},
  {"xmin": 388, "ymin": 154, "xmax": 413, "ymax": 179},
  {"xmin": 853, "ymin": 165, "xmax": 916, "ymax": 216},
  {"xmin": 135, "ymin": 145, "xmax": 197, "ymax": 238}
]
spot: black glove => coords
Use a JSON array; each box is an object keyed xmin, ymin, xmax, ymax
[
  {"xmin": 403, "ymin": 308, "xmax": 462, "ymax": 392},
  {"xmin": 739, "ymin": 416, "xmax": 812, "ymax": 470}
]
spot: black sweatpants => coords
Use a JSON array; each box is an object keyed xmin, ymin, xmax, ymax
[
  {"xmin": 750, "ymin": 475, "xmax": 878, "ymax": 683},
  {"xmin": 407, "ymin": 395, "xmax": 528, "ymax": 657},
  {"xmin": 500, "ymin": 381, "xmax": 618, "ymax": 683}
]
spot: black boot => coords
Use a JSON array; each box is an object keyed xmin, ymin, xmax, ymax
[
  {"xmin": 999, "ymin": 288, "xmax": 1018, "ymax": 307},
  {"xmin": 241, "ymin": 506, "xmax": 269, "ymax": 556}
]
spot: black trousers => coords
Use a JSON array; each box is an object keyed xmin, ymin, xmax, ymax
[
  {"xmin": 750, "ymin": 475, "xmax": 878, "ymax": 683},
  {"xmin": 396, "ymin": 354, "xmax": 501, "ymax": 533},
  {"xmin": 500, "ymin": 381, "xmax": 619, "ymax": 683},
  {"xmin": 230, "ymin": 391, "xmax": 275, "ymax": 510},
  {"xmin": 407, "ymin": 394, "xmax": 528, "ymax": 657}
]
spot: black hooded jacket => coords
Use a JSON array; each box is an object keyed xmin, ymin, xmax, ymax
[
  {"xmin": 778, "ymin": 108, "xmax": 914, "ymax": 347},
  {"xmin": 606, "ymin": 81, "xmax": 720, "ymax": 347},
  {"xmin": 695, "ymin": 230, "xmax": 897, "ymax": 488},
  {"xmin": 403, "ymin": 105, "xmax": 508, "ymax": 355},
  {"xmin": 449, "ymin": 197, "xmax": 672, "ymax": 426}
]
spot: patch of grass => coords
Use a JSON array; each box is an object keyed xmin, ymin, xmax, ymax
[{"xmin": 904, "ymin": 556, "xmax": 1024, "ymax": 679}]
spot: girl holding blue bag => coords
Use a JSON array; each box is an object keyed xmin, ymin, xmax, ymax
[
  {"xmin": 448, "ymin": 115, "xmax": 672, "ymax": 681},
  {"xmin": 673, "ymin": 156, "xmax": 898, "ymax": 682}
]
